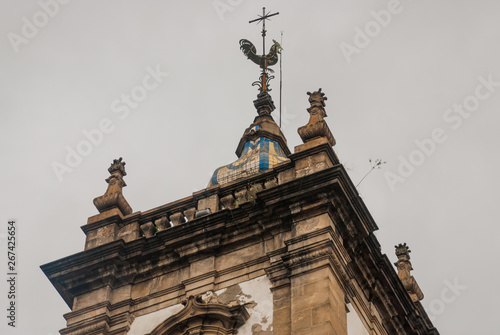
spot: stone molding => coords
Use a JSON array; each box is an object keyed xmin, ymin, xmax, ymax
[{"xmin": 60, "ymin": 317, "xmax": 110, "ymax": 335}]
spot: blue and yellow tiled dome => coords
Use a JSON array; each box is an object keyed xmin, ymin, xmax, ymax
[
  {"xmin": 209, "ymin": 135, "xmax": 288, "ymax": 186},
  {"xmin": 208, "ymin": 92, "xmax": 290, "ymax": 187}
]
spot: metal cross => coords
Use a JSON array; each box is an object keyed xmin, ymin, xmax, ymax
[{"xmin": 249, "ymin": 7, "xmax": 279, "ymax": 57}]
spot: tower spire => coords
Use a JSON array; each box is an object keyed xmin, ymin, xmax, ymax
[
  {"xmin": 209, "ymin": 10, "xmax": 290, "ymax": 186},
  {"xmin": 240, "ymin": 7, "xmax": 281, "ymax": 93},
  {"xmin": 249, "ymin": 7, "xmax": 279, "ymax": 58}
]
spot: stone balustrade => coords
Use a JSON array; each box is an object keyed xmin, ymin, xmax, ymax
[{"xmin": 83, "ymin": 138, "xmax": 339, "ymax": 250}]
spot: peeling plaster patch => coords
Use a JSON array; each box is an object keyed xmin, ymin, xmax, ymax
[
  {"xmin": 214, "ymin": 275, "xmax": 273, "ymax": 335},
  {"xmin": 252, "ymin": 323, "xmax": 273, "ymax": 334},
  {"xmin": 201, "ymin": 290, "xmax": 219, "ymax": 303},
  {"xmin": 129, "ymin": 276, "xmax": 273, "ymax": 335},
  {"xmin": 128, "ymin": 303, "xmax": 184, "ymax": 335},
  {"xmin": 218, "ymin": 283, "xmax": 244, "ymax": 304}
]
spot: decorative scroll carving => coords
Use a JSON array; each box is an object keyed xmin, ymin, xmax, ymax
[
  {"xmin": 297, "ymin": 88, "xmax": 336, "ymax": 146},
  {"xmin": 93, "ymin": 157, "xmax": 132, "ymax": 216},
  {"xmin": 147, "ymin": 295, "xmax": 249, "ymax": 335}
]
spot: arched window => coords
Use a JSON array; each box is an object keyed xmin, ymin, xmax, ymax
[{"xmin": 147, "ymin": 296, "xmax": 249, "ymax": 335}]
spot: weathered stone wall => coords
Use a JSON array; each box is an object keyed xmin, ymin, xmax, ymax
[
  {"xmin": 42, "ymin": 139, "xmax": 438, "ymax": 335},
  {"xmin": 128, "ymin": 304, "xmax": 184, "ymax": 335},
  {"xmin": 127, "ymin": 277, "xmax": 272, "ymax": 334}
]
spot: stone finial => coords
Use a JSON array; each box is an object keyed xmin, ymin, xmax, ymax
[
  {"xmin": 394, "ymin": 243, "xmax": 423, "ymax": 302},
  {"xmin": 108, "ymin": 157, "xmax": 127, "ymax": 176},
  {"xmin": 297, "ymin": 88, "xmax": 336, "ymax": 146},
  {"xmin": 93, "ymin": 157, "xmax": 132, "ymax": 216},
  {"xmin": 253, "ymin": 91, "xmax": 276, "ymax": 116},
  {"xmin": 395, "ymin": 242, "xmax": 411, "ymax": 261},
  {"xmin": 307, "ymin": 88, "xmax": 328, "ymax": 110}
]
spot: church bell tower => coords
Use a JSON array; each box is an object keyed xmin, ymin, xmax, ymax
[{"xmin": 41, "ymin": 8, "xmax": 439, "ymax": 335}]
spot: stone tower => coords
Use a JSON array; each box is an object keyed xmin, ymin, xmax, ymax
[
  {"xmin": 41, "ymin": 19, "xmax": 439, "ymax": 334},
  {"xmin": 41, "ymin": 86, "xmax": 439, "ymax": 334}
]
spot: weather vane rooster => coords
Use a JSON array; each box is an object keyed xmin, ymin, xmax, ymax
[
  {"xmin": 240, "ymin": 7, "xmax": 281, "ymax": 92},
  {"xmin": 239, "ymin": 39, "xmax": 282, "ymax": 71}
]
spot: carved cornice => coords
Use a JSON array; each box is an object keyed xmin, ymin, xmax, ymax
[
  {"xmin": 264, "ymin": 261, "xmax": 290, "ymax": 289},
  {"xmin": 285, "ymin": 246, "xmax": 333, "ymax": 267},
  {"xmin": 60, "ymin": 317, "xmax": 110, "ymax": 335}
]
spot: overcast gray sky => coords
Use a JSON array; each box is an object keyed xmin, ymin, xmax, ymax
[{"xmin": 1, "ymin": 1, "xmax": 499, "ymax": 334}]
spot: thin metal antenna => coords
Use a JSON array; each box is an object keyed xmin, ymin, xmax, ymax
[{"xmin": 279, "ymin": 31, "xmax": 283, "ymax": 128}]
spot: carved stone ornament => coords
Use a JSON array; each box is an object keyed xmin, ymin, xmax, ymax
[
  {"xmin": 297, "ymin": 88, "xmax": 336, "ymax": 146},
  {"xmin": 253, "ymin": 91, "xmax": 276, "ymax": 116},
  {"xmin": 93, "ymin": 157, "xmax": 133, "ymax": 216},
  {"xmin": 146, "ymin": 295, "xmax": 249, "ymax": 335},
  {"xmin": 394, "ymin": 243, "xmax": 412, "ymax": 277},
  {"xmin": 394, "ymin": 243, "xmax": 424, "ymax": 302},
  {"xmin": 395, "ymin": 242, "xmax": 411, "ymax": 260}
]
